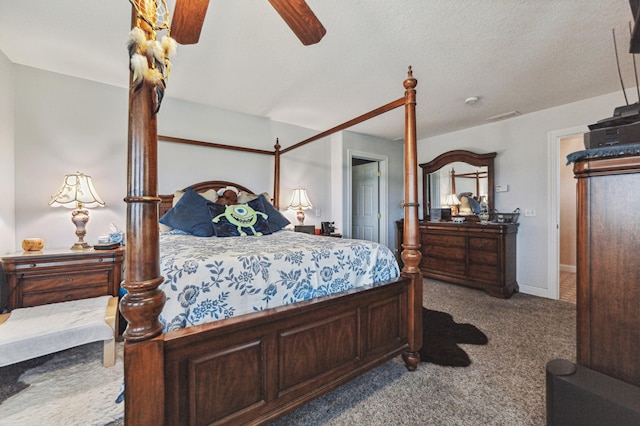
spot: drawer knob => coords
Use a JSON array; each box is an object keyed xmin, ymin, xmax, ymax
[
  {"xmin": 65, "ymin": 277, "xmax": 74, "ymax": 283},
  {"xmin": 30, "ymin": 263, "xmax": 37, "ymax": 268},
  {"xmin": 98, "ymin": 258, "xmax": 103, "ymax": 262}
]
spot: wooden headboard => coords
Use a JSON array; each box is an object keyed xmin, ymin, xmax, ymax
[{"xmin": 159, "ymin": 180, "xmax": 256, "ymax": 217}]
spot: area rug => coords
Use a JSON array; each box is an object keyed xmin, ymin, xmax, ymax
[
  {"xmin": 0, "ymin": 341, "xmax": 123, "ymax": 425},
  {"xmin": 420, "ymin": 307, "xmax": 488, "ymax": 367}
]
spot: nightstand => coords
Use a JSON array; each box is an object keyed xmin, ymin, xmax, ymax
[
  {"xmin": 294, "ymin": 225, "xmax": 315, "ymax": 235},
  {"xmin": 0, "ymin": 247, "xmax": 124, "ymax": 311}
]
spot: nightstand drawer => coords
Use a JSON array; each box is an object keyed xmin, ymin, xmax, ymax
[
  {"xmin": 22, "ymin": 285, "xmax": 110, "ymax": 307},
  {"xmin": 22, "ymin": 271, "xmax": 110, "ymax": 292}
]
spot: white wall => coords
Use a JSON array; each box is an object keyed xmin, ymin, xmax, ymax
[
  {"xmin": 0, "ymin": 50, "xmax": 15, "ymax": 254},
  {"xmin": 11, "ymin": 65, "xmax": 335, "ymax": 250},
  {"xmin": 14, "ymin": 66, "xmax": 128, "ymax": 250},
  {"xmin": 340, "ymin": 131, "xmax": 405, "ymax": 252},
  {"xmin": 418, "ymin": 89, "xmax": 632, "ymax": 297}
]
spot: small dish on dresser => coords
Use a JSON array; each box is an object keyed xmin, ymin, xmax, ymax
[{"xmin": 452, "ymin": 217, "xmax": 465, "ymax": 223}]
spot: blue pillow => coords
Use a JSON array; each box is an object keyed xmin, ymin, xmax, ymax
[
  {"xmin": 159, "ymin": 188, "xmax": 215, "ymax": 237},
  {"xmin": 209, "ymin": 197, "xmax": 272, "ymax": 237},
  {"xmin": 468, "ymin": 197, "xmax": 481, "ymax": 214},
  {"xmin": 258, "ymin": 194, "xmax": 290, "ymax": 232}
]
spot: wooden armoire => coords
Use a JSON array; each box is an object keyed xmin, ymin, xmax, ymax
[{"xmin": 573, "ymin": 151, "xmax": 640, "ymax": 387}]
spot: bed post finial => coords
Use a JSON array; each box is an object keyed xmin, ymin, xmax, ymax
[{"xmin": 404, "ymin": 66, "xmax": 416, "ymax": 89}]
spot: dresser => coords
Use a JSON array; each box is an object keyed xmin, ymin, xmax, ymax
[
  {"xmin": 573, "ymin": 150, "xmax": 640, "ymax": 387},
  {"xmin": 397, "ymin": 220, "xmax": 518, "ymax": 298},
  {"xmin": 1, "ymin": 248, "xmax": 124, "ymax": 311}
]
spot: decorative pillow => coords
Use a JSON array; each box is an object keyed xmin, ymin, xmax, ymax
[
  {"xmin": 160, "ymin": 189, "xmax": 219, "ymax": 233},
  {"xmin": 159, "ymin": 188, "xmax": 215, "ymax": 237},
  {"xmin": 467, "ymin": 196, "xmax": 481, "ymax": 214},
  {"xmin": 209, "ymin": 197, "xmax": 272, "ymax": 237},
  {"xmin": 258, "ymin": 194, "xmax": 290, "ymax": 232}
]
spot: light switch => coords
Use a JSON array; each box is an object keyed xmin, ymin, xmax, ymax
[{"xmin": 496, "ymin": 184, "xmax": 509, "ymax": 192}]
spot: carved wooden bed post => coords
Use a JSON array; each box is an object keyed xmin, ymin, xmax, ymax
[
  {"xmin": 274, "ymin": 138, "xmax": 281, "ymax": 209},
  {"xmin": 120, "ymin": 6, "xmax": 166, "ymax": 425},
  {"xmin": 401, "ymin": 67, "xmax": 422, "ymax": 370}
]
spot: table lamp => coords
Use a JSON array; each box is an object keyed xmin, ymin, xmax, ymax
[
  {"xmin": 287, "ymin": 188, "xmax": 313, "ymax": 225},
  {"xmin": 49, "ymin": 172, "xmax": 105, "ymax": 250},
  {"xmin": 443, "ymin": 193, "xmax": 461, "ymax": 216}
]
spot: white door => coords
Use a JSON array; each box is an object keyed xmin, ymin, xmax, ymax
[{"xmin": 352, "ymin": 162, "xmax": 380, "ymax": 242}]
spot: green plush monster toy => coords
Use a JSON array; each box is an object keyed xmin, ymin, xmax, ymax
[{"xmin": 212, "ymin": 204, "xmax": 268, "ymax": 236}]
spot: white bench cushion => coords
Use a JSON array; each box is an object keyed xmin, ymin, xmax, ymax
[{"xmin": 0, "ymin": 296, "xmax": 115, "ymax": 367}]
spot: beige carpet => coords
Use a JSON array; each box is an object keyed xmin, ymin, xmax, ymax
[
  {"xmin": 0, "ymin": 279, "xmax": 576, "ymax": 425},
  {"xmin": 0, "ymin": 342, "xmax": 123, "ymax": 425},
  {"xmin": 272, "ymin": 279, "xmax": 576, "ymax": 425},
  {"xmin": 559, "ymin": 271, "xmax": 576, "ymax": 304}
]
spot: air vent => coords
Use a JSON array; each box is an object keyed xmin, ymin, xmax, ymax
[{"xmin": 486, "ymin": 111, "xmax": 521, "ymax": 122}]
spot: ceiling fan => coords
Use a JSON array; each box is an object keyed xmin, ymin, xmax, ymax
[{"xmin": 170, "ymin": 0, "xmax": 326, "ymax": 46}]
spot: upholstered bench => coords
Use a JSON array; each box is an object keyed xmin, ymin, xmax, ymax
[{"xmin": 0, "ymin": 295, "xmax": 118, "ymax": 367}]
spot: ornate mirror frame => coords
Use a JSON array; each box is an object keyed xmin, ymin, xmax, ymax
[{"xmin": 420, "ymin": 150, "xmax": 497, "ymax": 219}]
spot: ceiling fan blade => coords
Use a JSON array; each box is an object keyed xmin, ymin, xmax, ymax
[
  {"xmin": 268, "ymin": 0, "xmax": 326, "ymax": 45},
  {"xmin": 171, "ymin": 0, "xmax": 211, "ymax": 45}
]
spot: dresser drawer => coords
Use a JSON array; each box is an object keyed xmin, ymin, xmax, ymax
[
  {"xmin": 424, "ymin": 244, "xmax": 465, "ymax": 262},
  {"xmin": 422, "ymin": 233, "xmax": 465, "ymax": 248},
  {"xmin": 469, "ymin": 237, "xmax": 497, "ymax": 252},
  {"xmin": 423, "ymin": 257, "xmax": 465, "ymax": 275},
  {"xmin": 469, "ymin": 249, "xmax": 498, "ymax": 265},
  {"xmin": 468, "ymin": 263, "xmax": 498, "ymax": 282}
]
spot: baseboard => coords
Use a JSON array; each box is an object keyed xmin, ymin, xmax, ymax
[{"xmin": 560, "ymin": 264, "xmax": 576, "ymax": 273}]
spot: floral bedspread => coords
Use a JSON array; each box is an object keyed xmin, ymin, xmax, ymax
[{"xmin": 159, "ymin": 231, "xmax": 400, "ymax": 332}]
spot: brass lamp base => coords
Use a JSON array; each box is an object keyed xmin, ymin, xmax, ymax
[{"xmin": 71, "ymin": 241, "xmax": 91, "ymax": 251}]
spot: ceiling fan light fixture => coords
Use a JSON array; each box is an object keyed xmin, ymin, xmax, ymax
[{"xmin": 465, "ymin": 96, "xmax": 480, "ymax": 105}]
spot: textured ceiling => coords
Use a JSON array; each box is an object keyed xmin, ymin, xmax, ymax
[{"xmin": 0, "ymin": 0, "xmax": 637, "ymax": 141}]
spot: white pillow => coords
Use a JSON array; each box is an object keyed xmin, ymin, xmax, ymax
[
  {"xmin": 238, "ymin": 191, "xmax": 274, "ymax": 204},
  {"xmin": 173, "ymin": 188, "xmax": 218, "ymax": 206}
]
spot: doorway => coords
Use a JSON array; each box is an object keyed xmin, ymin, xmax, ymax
[
  {"xmin": 345, "ymin": 150, "xmax": 389, "ymax": 246},
  {"xmin": 558, "ymin": 135, "xmax": 582, "ymax": 304},
  {"xmin": 548, "ymin": 125, "xmax": 587, "ymax": 302},
  {"xmin": 352, "ymin": 159, "xmax": 380, "ymax": 242}
]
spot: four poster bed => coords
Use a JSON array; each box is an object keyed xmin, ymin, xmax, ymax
[{"xmin": 122, "ymin": 49, "xmax": 422, "ymax": 425}]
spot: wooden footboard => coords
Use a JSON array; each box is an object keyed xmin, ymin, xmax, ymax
[{"xmin": 162, "ymin": 277, "xmax": 410, "ymax": 425}]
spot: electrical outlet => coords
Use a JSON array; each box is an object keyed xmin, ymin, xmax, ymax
[
  {"xmin": 524, "ymin": 209, "xmax": 536, "ymax": 217},
  {"xmin": 496, "ymin": 184, "xmax": 509, "ymax": 192},
  {"xmin": 315, "ymin": 208, "xmax": 321, "ymax": 217}
]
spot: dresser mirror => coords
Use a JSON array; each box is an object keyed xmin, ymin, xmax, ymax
[{"xmin": 420, "ymin": 150, "xmax": 496, "ymax": 220}]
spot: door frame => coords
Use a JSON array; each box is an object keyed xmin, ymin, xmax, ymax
[
  {"xmin": 547, "ymin": 125, "xmax": 587, "ymax": 300},
  {"xmin": 346, "ymin": 149, "xmax": 388, "ymax": 246}
]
